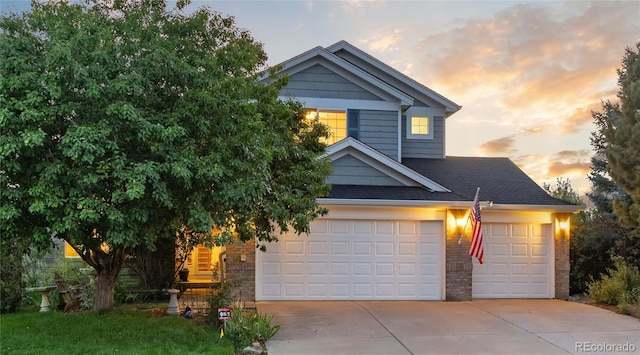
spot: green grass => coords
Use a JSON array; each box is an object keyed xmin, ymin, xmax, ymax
[{"xmin": 0, "ymin": 306, "xmax": 234, "ymax": 355}]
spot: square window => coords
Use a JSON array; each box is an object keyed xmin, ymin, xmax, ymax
[
  {"xmin": 407, "ymin": 115, "xmax": 433, "ymax": 140},
  {"xmin": 411, "ymin": 116, "xmax": 429, "ymax": 135}
]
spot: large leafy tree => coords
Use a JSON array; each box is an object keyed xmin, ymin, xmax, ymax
[
  {"xmin": 604, "ymin": 42, "xmax": 640, "ymax": 238},
  {"xmin": 0, "ymin": 0, "xmax": 331, "ymax": 310}
]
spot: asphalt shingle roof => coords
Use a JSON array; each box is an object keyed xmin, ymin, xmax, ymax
[{"xmin": 327, "ymin": 156, "xmax": 576, "ymax": 206}]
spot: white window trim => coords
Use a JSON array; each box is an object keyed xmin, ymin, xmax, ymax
[{"xmin": 406, "ymin": 115, "xmax": 434, "ymax": 140}]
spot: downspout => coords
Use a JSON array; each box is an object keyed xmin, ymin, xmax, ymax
[{"xmin": 397, "ymin": 104, "xmax": 402, "ymax": 162}]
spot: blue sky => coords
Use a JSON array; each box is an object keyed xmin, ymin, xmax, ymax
[{"xmin": 2, "ymin": 0, "xmax": 639, "ymax": 195}]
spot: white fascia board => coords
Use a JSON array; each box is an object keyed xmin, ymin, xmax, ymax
[
  {"xmin": 325, "ymin": 41, "xmax": 461, "ymax": 116},
  {"xmin": 264, "ymin": 46, "xmax": 414, "ymax": 106},
  {"xmin": 483, "ymin": 203, "xmax": 585, "ymax": 213},
  {"xmin": 286, "ymin": 97, "xmax": 400, "ymax": 111},
  {"xmin": 318, "ymin": 198, "xmax": 584, "ymax": 212},
  {"xmin": 325, "ymin": 137, "xmax": 450, "ymax": 192},
  {"xmin": 318, "ymin": 198, "xmax": 470, "ymax": 208}
]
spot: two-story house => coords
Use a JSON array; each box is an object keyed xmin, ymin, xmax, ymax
[{"xmin": 225, "ymin": 41, "xmax": 581, "ymax": 303}]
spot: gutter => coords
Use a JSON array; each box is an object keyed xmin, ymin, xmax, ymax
[{"xmin": 318, "ymin": 198, "xmax": 584, "ymax": 212}]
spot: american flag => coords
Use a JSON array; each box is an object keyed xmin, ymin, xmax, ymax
[{"xmin": 469, "ymin": 188, "xmax": 484, "ymax": 264}]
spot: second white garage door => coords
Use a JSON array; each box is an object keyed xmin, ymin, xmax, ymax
[
  {"xmin": 472, "ymin": 223, "xmax": 552, "ymax": 298},
  {"xmin": 256, "ymin": 219, "xmax": 442, "ymax": 300}
]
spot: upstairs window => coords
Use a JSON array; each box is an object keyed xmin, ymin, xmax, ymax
[
  {"xmin": 407, "ymin": 115, "xmax": 433, "ymax": 140},
  {"xmin": 306, "ymin": 109, "xmax": 359, "ymax": 145}
]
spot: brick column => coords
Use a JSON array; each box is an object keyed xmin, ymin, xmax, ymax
[
  {"xmin": 554, "ymin": 213, "xmax": 571, "ymax": 300},
  {"xmin": 225, "ymin": 239, "xmax": 256, "ymax": 303},
  {"xmin": 445, "ymin": 209, "xmax": 472, "ymax": 301}
]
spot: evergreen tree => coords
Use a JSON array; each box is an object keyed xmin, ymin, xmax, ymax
[{"xmin": 604, "ymin": 42, "xmax": 640, "ymax": 238}]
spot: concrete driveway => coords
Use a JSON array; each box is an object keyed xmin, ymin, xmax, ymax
[{"xmin": 257, "ymin": 300, "xmax": 640, "ymax": 355}]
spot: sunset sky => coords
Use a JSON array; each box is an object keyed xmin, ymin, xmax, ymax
[
  {"xmin": 199, "ymin": 0, "xmax": 639, "ymax": 197},
  {"xmin": 3, "ymin": 0, "xmax": 639, "ymax": 197}
]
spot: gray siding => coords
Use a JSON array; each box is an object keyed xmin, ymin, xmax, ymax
[
  {"xmin": 280, "ymin": 64, "xmax": 382, "ymax": 100},
  {"xmin": 327, "ymin": 154, "xmax": 403, "ymax": 186},
  {"xmin": 401, "ymin": 115, "xmax": 445, "ymax": 159},
  {"xmin": 359, "ymin": 110, "xmax": 399, "ymax": 160}
]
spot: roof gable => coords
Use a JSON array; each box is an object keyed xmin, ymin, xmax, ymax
[
  {"xmin": 326, "ymin": 41, "xmax": 462, "ymax": 116},
  {"xmin": 261, "ymin": 46, "xmax": 414, "ymax": 106},
  {"xmin": 325, "ymin": 138, "xmax": 450, "ymax": 192}
]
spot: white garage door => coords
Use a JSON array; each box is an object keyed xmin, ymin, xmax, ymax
[
  {"xmin": 256, "ymin": 219, "xmax": 442, "ymax": 300},
  {"xmin": 472, "ymin": 223, "xmax": 552, "ymax": 298}
]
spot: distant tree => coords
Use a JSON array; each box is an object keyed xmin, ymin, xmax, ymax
[
  {"xmin": 543, "ymin": 178, "xmax": 583, "ymax": 205},
  {"xmin": 0, "ymin": 0, "xmax": 331, "ymax": 311},
  {"xmin": 604, "ymin": 42, "xmax": 640, "ymax": 238}
]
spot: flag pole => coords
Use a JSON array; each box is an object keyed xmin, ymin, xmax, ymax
[{"xmin": 458, "ymin": 188, "xmax": 480, "ymax": 244}]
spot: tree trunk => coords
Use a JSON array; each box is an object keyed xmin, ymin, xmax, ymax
[{"xmin": 93, "ymin": 263, "xmax": 123, "ymax": 311}]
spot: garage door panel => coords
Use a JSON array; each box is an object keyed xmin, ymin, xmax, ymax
[
  {"xmin": 531, "ymin": 263, "xmax": 547, "ymax": 276},
  {"xmin": 261, "ymin": 262, "xmax": 281, "ymax": 275},
  {"xmin": 354, "ymin": 221, "xmax": 373, "ymax": 234},
  {"xmin": 398, "ymin": 221, "xmax": 418, "ymax": 235},
  {"xmin": 285, "ymin": 241, "xmax": 304, "ymax": 254},
  {"xmin": 331, "ymin": 283, "xmax": 349, "ymax": 297},
  {"xmin": 511, "ymin": 224, "xmax": 529, "ymax": 237},
  {"xmin": 308, "ymin": 262, "xmax": 327, "ymax": 275},
  {"xmin": 284, "ymin": 262, "xmax": 304, "ymax": 276},
  {"xmin": 398, "ymin": 283, "xmax": 417, "ymax": 297},
  {"xmin": 331, "ymin": 262, "xmax": 349, "ymax": 275},
  {"xmin": 375, "ymin": 283, "xmax": 394, "ymax": 297},
  {"xmin": 354, "ymin": 283, "xmax": 372, "ymax": 297},
  {"xmin": 375, "ymin": 263, "xmax": 394, "ymax": 276},
  {"xmin": 491, "ymin": 243, "xmax": 509, "ymax": 256},
  {"xmin": 308, "ymin": 283, "xmax": 327, "ymax": 296},
  {"xmin": 353, "ymin": 262, "xmax": 372, "ymax": 276},
  {"xmin": 308, "ymin": 241, "xmax": 327, "ymax": 254},
  {"xmin": 531, "ymin": 244, "xmax": 547, "ymax": 256},
  {"xmin": 331, "ymin": 242, "xmax": 349, "ymax": 255},
  {"xmin": 398, "ymin": 242, "xmax": 417, "ymax": 256},
  {"xmin": 376, "ymin": 221, "xmax": 396, "ymax": 235},
  {"xmin": 262, "ymin": 283, "xmax": 281, "ymax": 297},
  {"xmin": 353, "ymin": 242, "xmax": 372, "ymax": 255},
  {"xmin": 398, "ymin": 262, "xmax": 416, "ymax": 275},
  {"xmin": 376, "ymin": 242, "xmax": 394, "ymax": 255},
  {"xmin": 331, "ymin": 220, "xmax": 351, "ymax": 234},
  {"xmin": 256, "ymin": 219, "xmax": 442, "ymax": 300},
  {"xmin": 491, "ymin": 224, "xmax": 509, "ymax": 237},
  {"xmin": 511, "ymin": 263, "xmax": 529, "ymax": 276},
  {"xmin": 285, "ymin": 283, "xmax": 304, "ymax": 297}
]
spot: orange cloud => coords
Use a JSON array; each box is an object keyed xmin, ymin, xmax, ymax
[
  {"xmin": 478, "ymin": 135, "xmax": 517, "ymax": 156},
  {"xmin": 547, "ymin": 160, "xmax": 591, "ymax": 177},
  {"xmin": 360, "ymin": 28, "xmax": 405, "ymax": 53},
  {"xmin": 413, "ymin": 1, "xmax": 639, "ymax": 131}
]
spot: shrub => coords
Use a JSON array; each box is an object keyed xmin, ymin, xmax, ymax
[
  {"xmin": 204, "ymin": 280, "xmax": 238, "ymax": 327},
  {"xmin": 0, "ymin": 242, "xmax": 25, "ymax": 314},
  {"xmin": 588, "ymin": 257, "xmax": 640, "ymax": 305},
  {"xmin": 223, "ymin": 307, "xmax": 281, "ymax": 351}
]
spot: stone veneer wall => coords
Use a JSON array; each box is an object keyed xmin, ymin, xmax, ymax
[
  {"xmin": 445, "ymin": 209, "xmax": 472, "ymax": 301},
  {"xmin": 554, "ymin": 213, "xmax": 571, "ymax": 300},
  {"xmin": 225, "ymin": 239, "xmax": 256, "ymax": 303}
]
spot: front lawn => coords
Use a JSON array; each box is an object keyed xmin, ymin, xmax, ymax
[{"xmin": 0, "ymin": 306, "xmax": 234, "ymax": 355}]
